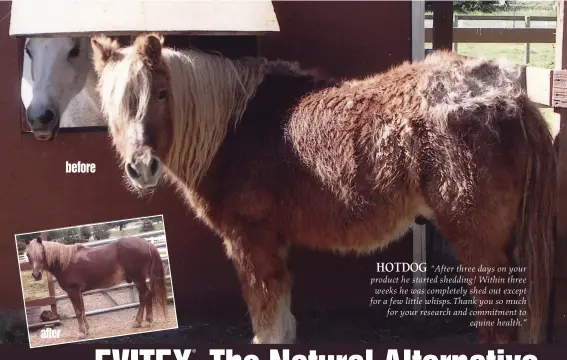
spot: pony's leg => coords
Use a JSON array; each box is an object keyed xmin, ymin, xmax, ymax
[
  {"xmin": 145, "ymin": 288, "xmax": 154, "ymax": 324},
  {"xmin": 133, "ymin": 281, "xmax": 149, "ymax": 328},
  {"xmin": 68, "ymin": 289, "xmax": 88, "ymax": 337},
  {"xmin": 225, "ymin": 228, "xmax": 295, "ymax": 344},
  {"xmin": 421, "ymin": 126, "xmax": 526, "ymax": 343},
  {"xmin": 434, "ymin": 214, "xmax": 517, "ymax": 344},
  {"xmin": 79, "ymin": 292, "xmax": 90, "ymax": 333}
]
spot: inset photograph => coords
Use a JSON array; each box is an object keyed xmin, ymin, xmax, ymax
[{"xmin": 14, "ymin": 215, "xmax": 178, "ymax": 348}]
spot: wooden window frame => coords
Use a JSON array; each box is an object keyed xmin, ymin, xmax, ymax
[{"xmin": 12, "ymin": 0, "xmax": 275, "ymax": 134}]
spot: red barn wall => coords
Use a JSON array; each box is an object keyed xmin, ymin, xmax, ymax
[{"xmin": 0, "ymin": 1, "xmax": 413, "ymax": 322}]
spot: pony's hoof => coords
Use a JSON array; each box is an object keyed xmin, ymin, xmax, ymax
[
  {"xmin": 251, "ymin": 336, "xmax": 270, "ymax": 344},
  {"xmin": 78, "ymin": 332, "xmax": 88, "ymax": 339},
  {"xmin": 132, "ymin": 322, "xmax": 142, "ymax": 328}
]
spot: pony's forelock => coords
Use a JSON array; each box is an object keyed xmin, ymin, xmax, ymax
[
  {"xmin": 98, "ymin": 48, "xmax": 152, "ymax": 152},
  {"xmin": 27, "ymin": 240, "xmax": 85, "ymax": 271}
]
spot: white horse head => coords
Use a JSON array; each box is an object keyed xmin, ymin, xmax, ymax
[{"xmin": 22, "ymin": 37, "xmax": 104, "ymax": 140}]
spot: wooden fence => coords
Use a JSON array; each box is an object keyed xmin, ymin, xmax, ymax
[
  {"xmin": 19, "ymin": 229, "xmax": 173, "ymax": 323},
  {"xmin": 425, "ymin": 14, "xmax": 556, "ymax": 63}
]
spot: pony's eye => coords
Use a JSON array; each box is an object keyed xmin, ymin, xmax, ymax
[
  {"xmin": 68, "ymin": 46, "xmax": 80, "ymax": 59},
  {"xmin": 158, "ymin": 89, "xmax": 168, "ymax": 100},
  {"xmin": 25, "ymin": 48, "xmax": 32, "ymax": 59}
]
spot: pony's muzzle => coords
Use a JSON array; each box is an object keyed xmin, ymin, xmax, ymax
[
  {"xmin": 32, "ymin": 271, "xmax": 42, "ymax": 281},
  {"xmin": 125, "ymin": 156, "xmax": 161, "ymax": 189}
]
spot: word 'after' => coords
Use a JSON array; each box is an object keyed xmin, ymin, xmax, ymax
[{"xmin": 40, "ymin": 327, "xmax": 60, "ymax": 339}]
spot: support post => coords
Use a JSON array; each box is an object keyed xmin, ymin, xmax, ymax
[
  {"xmin": 432, "ymin": 1, "xmax": 453, "ymax": 51},
  {"xmin": 411, "ymin": 0, "xmax": 426, "ymax": 316},
  {"xmin": 453, "ymin": 15, "xmax": 459, "ymax": 53},
  {"xmin": 551, "ymin": 0, "xmax": 567, "ymax": 343},
  {"xmin": 525, "ymin": 16, "xmax": 531, "ymax": 64}
]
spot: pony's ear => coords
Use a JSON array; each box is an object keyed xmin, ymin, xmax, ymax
[
  {"xmin": 25, "ymin": 238, "xmax": 31, "ymax": 245},
  {"xmin": 134, "ymin": 33, "xmax": 165, "ymax": 67},
  {"xmin": 36, "ymin": 236, "xmax": 42, "ymax": 244},
  {"xmin": 91, "ymin": 35, "xmax": 120, "ymax": 75}
]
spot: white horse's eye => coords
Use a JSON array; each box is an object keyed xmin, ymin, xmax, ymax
[{"xmin": 68, "ymin": 46, "xmax": 80, "ymax": 59}]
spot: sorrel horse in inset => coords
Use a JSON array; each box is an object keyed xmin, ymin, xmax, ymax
[
  {"xmin": 91, "ymin": 34, "xmax": 556, "ymax": 344},
  {"xmin": 24, "ymin": 236, "xmax": 167, "ymax": 338}
]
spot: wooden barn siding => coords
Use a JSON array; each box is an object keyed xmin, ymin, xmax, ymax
[
  {"xmin": 0, "ymin": 0, "xmax": 414, "ymax": 322},
  {"xmin": 257, "ymin": 0, "xmax": 416, "ymax": 315}
]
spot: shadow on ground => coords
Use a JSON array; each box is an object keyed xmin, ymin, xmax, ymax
[
  {"xmin": 1, "ymin": 308, "xmax": 475, "ymax": 346},
  {"xmin": 82, "ymin": 312, "xmax": 474, "ymax": 345}
]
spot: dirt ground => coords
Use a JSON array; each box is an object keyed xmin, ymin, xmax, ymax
[
  {"xmin": 3, "ymin": 307, "xmax": 475, "ymax": 346},
  {"xmin": 28, "ymin": 304, "xmax": 177, "ymax": 348},
  {"xmin": 27, "ymin": 283, "xmax": 166, "ymax": 321},
  {"xmin": 80, "ymin": 308, "xmax": 475, "ymax": 345},
  {"xmin": 54, "ymin": 287, "xmax": 139, "ymax": 318}
]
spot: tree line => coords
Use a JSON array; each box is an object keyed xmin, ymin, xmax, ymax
[
  {"xmin": 16, "ymin": 216, "xmax": 163, "ymax": 253},
  {"xmin": 425, "ymin": 1, "xmax": 509, "ymax": 13}
]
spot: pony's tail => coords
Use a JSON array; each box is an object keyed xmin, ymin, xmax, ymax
[
  {"xmin": 148, "ymin": 243, "xmax": 168, "ymax": 317},
  {"xmin": 515, "ymin": 97, "xmax": 556, "ymax": 344}
]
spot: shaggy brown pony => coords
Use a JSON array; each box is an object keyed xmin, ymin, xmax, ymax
[
  {"xmin": 24, "ymin": 236, "xmax": 167, "ymax": 338},
  {"xmin": 90, "ymin": 33, "xmax": 556, "ymax": 344}
]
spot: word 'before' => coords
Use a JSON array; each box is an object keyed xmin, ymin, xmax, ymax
[{"xmin": 66, "ymin": 161, "xmax": 96, "ymax": 174}]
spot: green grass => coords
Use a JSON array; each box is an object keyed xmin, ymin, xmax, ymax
[
  {"xmin": 459, "ymin": 43, "xmax": 554, "ymax": 69},
  {"xmin": 424, "ymin": 42, "xmax": 554, "ymax": 69}
]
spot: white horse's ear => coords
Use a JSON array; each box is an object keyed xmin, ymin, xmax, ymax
[
  {"xmin": 134, "ymin": 33, "xmax": 164, "ymax": 68},
  {"xmin": 91, "ymin": 35, "xmax": 120, "ymax": 74},
  {"xmin": 36, "ymin": 236, "xmax": 42, "ymax": 244}
]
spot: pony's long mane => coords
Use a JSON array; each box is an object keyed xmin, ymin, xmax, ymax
[
  {"xmin": 162, "ymin": 49, "xmax": 271, "ymax": 186},
  {"xmin": 30, "ymin": 241, "xmax": 85, "ymax": 270},
  {"xmin": 99, "ymin": 41, "xmax": 323, "ymax": 188}
]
